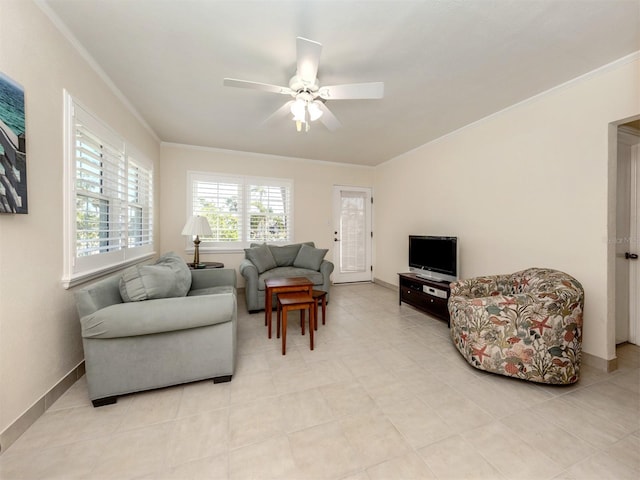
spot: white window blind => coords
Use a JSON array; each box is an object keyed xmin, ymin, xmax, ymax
[
  {"xmin": 187, "ymin": 172, "xmax": 292, "ymax": 249},
  {"xmin": 63, "ymin": 95, "xmax": 154, "ymax": 287},
  {"xmin": 74, "ymin": 115, "xmax": 126, "ymax": 257},
  {"xmin": 247, "ymin": 181, "xmax": 291, "ymax": 242},
  {"xmin": 339, "ymin": 190, "xmax": 367, "ymax": 273},
  {"xmin": 127, "ymin": 159, "xmax": 153, "ymax": 248},
  {"xmin": 191, "ymin": 175, "xmax": 242, "ymax": 242}
]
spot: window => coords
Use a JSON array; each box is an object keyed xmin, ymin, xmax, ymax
[
  {"xmin": 187, "ymin": 171, "xmax": 293, "ymax": 250},
  {"xmin": 63, "ymin": 93, "xmax": 154, "ymax": 287}
]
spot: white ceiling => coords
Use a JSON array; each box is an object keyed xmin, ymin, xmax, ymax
[{"xmin": 42, "ymin": 0, "xmax": 640, "ymax": 166}]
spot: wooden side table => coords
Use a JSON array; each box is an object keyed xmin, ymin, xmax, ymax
[
  {"xmin": 188, "ymin": 262, "xmax": 224, "ymax": 269},
  {"xmin": 264, "ymin": 277, "xmax": 313, "ymax": 339},
  {"xmin": 276, "ymin": 292, "xmax": 315, "ymax": 355}
]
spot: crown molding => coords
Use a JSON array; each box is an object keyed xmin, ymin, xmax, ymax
[
  {"xmin": 382, "ymin": 51, "xmax": 640, "ymax": 167},
  {"xmin": 34, "ymin": 0, "xmax": 160, "ymax": 143}
]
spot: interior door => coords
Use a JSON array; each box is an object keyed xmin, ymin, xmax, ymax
[{"xmin": 332, "ymin": 186, "xmax": 372, "ymax": 283}]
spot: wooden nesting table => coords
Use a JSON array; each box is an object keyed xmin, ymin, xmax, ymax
[{"xmin": 264, "ymin": 276, "xmax": 313, "ymax": 338}]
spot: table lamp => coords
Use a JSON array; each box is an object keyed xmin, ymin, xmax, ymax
[{"xmin": 181, "ymin": 215, "xmax": 212, "ymax": 268}]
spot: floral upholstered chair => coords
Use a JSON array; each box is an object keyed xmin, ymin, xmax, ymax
[{"xmin": 448, "ymin": 268, "xmax": 584, "ymax": 385}]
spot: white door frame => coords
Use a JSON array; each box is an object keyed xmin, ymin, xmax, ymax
[
  {"xmin": 617, "ymin": 126, "xmax": 640, "ymax": 346},
  {"xmin": 332, "ymin": 186, "xmax": 372, "ymax": 283},
  {"xmin": 629, "ymin": 139, "xmax": 639, "ymax": 344}
]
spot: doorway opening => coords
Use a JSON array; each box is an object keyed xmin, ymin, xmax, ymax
[{"xmin": 615, "ymin": 119, "xmax": 640, "ymax": 357}]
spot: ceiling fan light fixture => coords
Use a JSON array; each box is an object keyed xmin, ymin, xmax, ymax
[
  {"xmin": 295, "ymin": 119, "xmax": 310, "ymax": 133},
  {"xmin": 308, "ymin": 101, "xmax": 323, "ymax": 121},
  {"xmin": 290, "ymin": 98, "xmax": 306, "ymax": 118}
]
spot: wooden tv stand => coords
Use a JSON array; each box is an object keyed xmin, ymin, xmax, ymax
[{"xmin": 398, "ymin": 272, "xmax": 451, "ymax": 326}]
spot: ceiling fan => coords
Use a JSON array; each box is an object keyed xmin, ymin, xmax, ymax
[{"xmin": 223, "ymin": 37, "xmax": 384, "ymax": 132}]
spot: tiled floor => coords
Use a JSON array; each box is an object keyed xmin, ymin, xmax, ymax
[{"xmin": 1, "ymin": 282, "xmax": 639, "ymax": 479}]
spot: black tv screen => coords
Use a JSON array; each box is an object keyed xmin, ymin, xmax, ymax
[{"xmin": 409, "ymin": 235, "xmax": 458, "ymax": 282}]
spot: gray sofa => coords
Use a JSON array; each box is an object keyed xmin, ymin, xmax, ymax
[
  {"xmin": 239, "ymin": 242, "xmax": 334, "ymax": 312},
  {"xmin": 74, "ymin": 252, "xmax": 237, "ymax": 407}
]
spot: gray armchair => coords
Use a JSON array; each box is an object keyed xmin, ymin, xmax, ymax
[{"xmin": 75, "ymin": 254, "xmax": 237, "ymax": 406}]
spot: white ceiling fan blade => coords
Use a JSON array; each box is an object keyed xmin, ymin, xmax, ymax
[
  {"xmin": 262, "ymin": 100, "xmax": 295, "ymax": 125},
  {"xmin": 316, "ymin": 102, "xmax": 341, "ymax": 131},
  {"xmin": 296, "ymin": 37, "xmax": 322, "ymax": 84},
  {"xmin": 223, "ymin": 78, "xmax": 292, "ymax": 95},
  {"xmin": 318, "ymin": 82, "xmax": 384, "ymax": 100}
]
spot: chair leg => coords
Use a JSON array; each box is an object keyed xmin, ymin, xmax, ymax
[
  {"xmin": 301, "ymin": 310, "xmax": 306, "ymax": 335},
  {"xmin": 92, "ymin": 396, "xmax": 117, "ymax": 408},
  {"xmin": 309, "ymin": 305, "xmax": 314, "ymax": 351},
  {"xmin": 321, "ymin": 296, "xmax": 326, "ymax": 325},
  {"xmin": 276, "ymin": 301, "xmax": 281, "ymax": 339},
  {"xmin": 282, "ymin": 308, "xmax": 288, "ymax": 355},
  {"xmin": 213, "ymin": 375, "xmax": 232, "ymax": 384},
  {"xmin": 314, "ymin": 299, "xmax": 319, "ymax": 331}
]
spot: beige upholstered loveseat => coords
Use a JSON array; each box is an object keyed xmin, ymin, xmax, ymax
[{"xmin": 448, "ymin": 267, "xmax": 584, "ymax": 385}]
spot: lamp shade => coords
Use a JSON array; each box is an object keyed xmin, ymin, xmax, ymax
[{"xmin": 181, "ymin": 215, "xmax": 212, "ymax": 236}]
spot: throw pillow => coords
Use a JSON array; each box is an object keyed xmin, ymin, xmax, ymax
[
  {"xmin": 269, "ymin": 244, "xmax": 302, "ymax": 267},
  {"xmin": 119, "ymin": 252, "xmax": 192, "ymax": 302},
  {"xmin": 244, "ymin": 243, "xmax": 277, "ymax": 273},
  {"xmin": 293, "ymin": 244, "xmax": 328, "ymax": 271}
]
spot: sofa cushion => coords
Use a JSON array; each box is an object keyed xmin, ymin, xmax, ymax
[
  {"xmin": 119, "ymin": 252, "xmax": 192, "ymax": 302},
  {"xmin": 257, "ymin": 267, "xmax": 324, "ymax": 291},
  {"xmin": 293, "ymin": 244, "xmax": 328, "ymax": 271},
  {"xmin": 188, "ymin": 285, "xmax": 236, "ymax": 297},
  {"xmin": 244, "ymin": 244, "xmax": 277, "ymax": 273}
]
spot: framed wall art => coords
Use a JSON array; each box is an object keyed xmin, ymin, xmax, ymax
[{"xmin": 0, "ymin": 71, "xmax": 27, "ymax": 214}]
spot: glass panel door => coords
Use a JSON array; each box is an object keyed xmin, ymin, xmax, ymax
[{"xmin": 332, "ymin": 186, "xmax": 372, "ymax": 283}]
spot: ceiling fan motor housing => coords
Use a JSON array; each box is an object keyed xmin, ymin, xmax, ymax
[{"xmin": 289, "ymin": 75, "xmax": 319, "ymax": 96}]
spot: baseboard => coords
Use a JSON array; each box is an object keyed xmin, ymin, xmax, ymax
[
  {"xmin": 582, "ymin": 351, "xmax": 617, "ymax": 373},
  {"xmin": 0, "ymin": 361, "xmax": 85, "ymax": 454},
  {"xmin": 373, "ymin": 277, "xmax": 396, "ymax": 291}
]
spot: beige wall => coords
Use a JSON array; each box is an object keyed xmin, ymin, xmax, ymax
[
  {"xmin": 159, "ymin": 143, "xmax": 374, "ymax": 285},
  {"xmin": 0, "ymin": 1, "xmax": 160, "ymax": 436},
  {"xmin": 374, "ymin": 56, "xmax": 639, "ymax": 362}
]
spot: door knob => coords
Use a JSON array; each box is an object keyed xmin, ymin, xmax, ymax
[
  {"xmin": 625, "ymin": 252, "xmax": 639, "ymax": 260},
  {"xmin": 334, "ymin": 238, "xmax": 340, "ymax": 242}
]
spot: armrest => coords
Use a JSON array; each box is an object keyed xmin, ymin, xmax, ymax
[
  {"xmin": 190, "ymin": 268, "xmax": 236, "ymax": 291},
  {"xmin": 81, "ymin": 292, "xmax": 236, "ymax": 339},
  {"xmin": 239, "ymin": 259, "xmax": 258, "ymax": 280},
  {"xmin": 319, "ymin": 259, "xmax": 334, "ymax": 277},
  {"xmin": 450, "ymin": 273, "xmax": 513, "ymax": 298}
]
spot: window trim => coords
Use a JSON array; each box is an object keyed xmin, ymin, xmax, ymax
[
  {"xmin": 62, "ymin": 91, "xmax": 155, "ymax": 288},
  {"xmin": 186, "ymin": 170, "xmax": 294, "ymax": 252}
]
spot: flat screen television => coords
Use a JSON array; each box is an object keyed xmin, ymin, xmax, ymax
[{"xmin": 409, "ymin": 235, "xmax": 458, "ymax": 283}]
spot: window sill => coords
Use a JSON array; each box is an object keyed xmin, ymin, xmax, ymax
[
  {"xmin": 186, "ymin": 247, "xmax": 245, "ymax": 255},
  {"xmin": 62, "ymin": 252, "xmax": 156, "ymax": 289}
]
